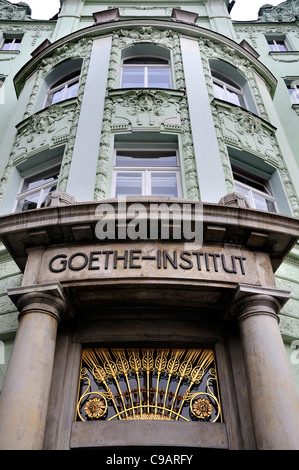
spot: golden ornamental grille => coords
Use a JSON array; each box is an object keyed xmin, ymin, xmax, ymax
[{"xmin": 76, "ymin": 348, "xmax": 222, "ymax": 422}]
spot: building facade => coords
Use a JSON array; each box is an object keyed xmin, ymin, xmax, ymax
[{"xmin": 0, "ymin": 0, "xmax": 299, "ymax": 451}]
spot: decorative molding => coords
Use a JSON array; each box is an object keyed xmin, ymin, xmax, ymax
[
  {"xmin": 0, "ymin": 23, "xmax": 55, "ymax": 47},
  {"xmin": 258, "ymin": 0, "xmax": 299, "ymax": 23},
  {"xmin": 94, "ymin": 27, "xmax": 200, "ymax": 201},
  {"xmin": 235, "ymin": 24, "xmax": 299, "ymax": 48},
  {"xmin": 0, "ymin": 38, "xmax": 93, "ymax": 203},
  {"xmin": 195, "ymin": 35, "xmax": 299, "ymax": 216},
  {"xmin": 0, "ymin": 0, "xmax": 31, "ymax": 21}
]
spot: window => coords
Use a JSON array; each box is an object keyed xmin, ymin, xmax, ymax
[
  {"xmin": 121, "ymin": 56, "xmax": 171, "ymax": 89},
  {"xmin": 112, "ymin": 149, "xmax": 180, "ymax": 197},
  {"xmin": 1, "ymin": 37, "xmax": 22, "ymax": 51},
  {"xmin": 44, "ymin": 70, "xmax": 80, "ymax": 107},
  {"xmin": 212, "ymin": 70, "xmax": 247, "ymax": 109},
  {"xmin": 285, "ymin": 80, "xmax": 299, "ymax": 104},
  {"xmin": 267, "ymin": 37, "xmax": 289, "ymax": 52},
  {"xmin": 233, "ymin": 167, "xmax": 277, "ymax": 212},
  {"xmin": 15, "ymin": 165, "xmax": 60, "ymax": 212}
]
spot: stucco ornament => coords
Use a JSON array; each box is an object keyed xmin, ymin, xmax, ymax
[
  {"xmin": 259, "ymin": 0, "xmax": 299, "ymax": 22},
  {"xmin": 0, "ymin": 0, "xmax": 31, "ymax": 20}
]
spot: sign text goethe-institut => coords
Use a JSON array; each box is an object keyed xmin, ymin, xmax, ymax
[{"xmin": 30, "ymin": 241, "xmax": 275, "ymax": 287}]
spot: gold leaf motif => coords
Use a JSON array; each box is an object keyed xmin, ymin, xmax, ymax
[
  {"xmin": 84, "ymin": 397, "xmax": 106, "ymax": 419},
  {"xmin": 192, "ymin": 397, "xmax": 213, "ymax": 419}
]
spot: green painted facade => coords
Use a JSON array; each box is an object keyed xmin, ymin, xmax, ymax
[{"xmin": 0, "ymin": 0, "xmax": 299, "ymax": 395}]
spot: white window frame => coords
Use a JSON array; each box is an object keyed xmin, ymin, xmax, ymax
[
  {"xmin": 233, "ymin": 169, "xmax": 277, "ymax": 213},
  {"xmin": 1, "ymin": 37, "xmax": 22, "ymax": 51},
  {"xmin": 120, "ymin": 56, "xmax": 172, "ymax": 89},
  {"xmin": 267, "ymin": 38, "xmax": 289, "ymax": 52},
  {"xmin": 112, "ymin": 148, "xmax": 181, "ymax": 197},
  {"xmin": 14, "ymin": 164, "xmax": 60, "ymax": 212},
  {"xmin": 44, "ymin": 70, "xmax": 80, "ymax": 108},
  {"xmin": 212, "ymin": 71, "xmax": 248, "ymax": 109},
  {"xmin": 286, "ymin": 82, "xmax": 299, "ymax": 104}
]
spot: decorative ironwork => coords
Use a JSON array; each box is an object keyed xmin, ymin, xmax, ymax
[{"xmin": 76, "ymin": 348, "xmax": 222, "ymax": 422}]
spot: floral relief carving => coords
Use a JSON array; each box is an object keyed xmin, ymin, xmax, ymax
[
  {"xmin": 94, "ymin": 27, "xmax": 200, "ymax": 201},
  {"xmin": 110, "ymin": 89, "xmax": 182, "ymax": 129},
  {"xmin": 0, "ymin": 38, "xmax": 93, "ymax": 202}
]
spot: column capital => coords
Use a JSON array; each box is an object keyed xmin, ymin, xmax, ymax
[
  {"xmin": 229, "ymin": 284, "xmax": 290, "ymax": 323},
  {"xmin": 7, "ymin": 282, "xmax": 73, "ymax": 322}
]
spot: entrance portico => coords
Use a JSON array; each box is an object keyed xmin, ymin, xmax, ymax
[{"xmin": 0, "ymin": 199, "xmax": 298, "ymax": 450}]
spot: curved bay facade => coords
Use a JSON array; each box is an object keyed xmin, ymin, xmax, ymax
[{"xmin": 0, "ymin": 0, "xmax": 299, "ymax": 451}]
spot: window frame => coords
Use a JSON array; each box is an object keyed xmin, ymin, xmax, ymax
[
  {"xmin": 120, "ymin": 55, "xmax": 172, "ymax": 89},
  {"xmin": 0, "ymin": 36, "xmax": 22, "ymax": 51},
  {"xmin": 112, "ymin": 147, "xmax": 181, "ymax": 198},
  {"xmin": 43, "ymin": 69, "xmax": 81, "ymax": 108},
  {"xmin": 286, "ymin": 81, "xmax": 299, "ymax": 104},
  {"xmin": 233, "ymin": 167, "xmax": 277, "ymax": 213},
  {"xmin": 211, "ymin": 70, "xmax": 248, "ymax": 109},
  {"xmin": 14, "ymin": 164, "xmax": 61, "ymax": 212},
  {"xmin": 267, "ymin": 37, "xmax": 290, "ymax": 52}
]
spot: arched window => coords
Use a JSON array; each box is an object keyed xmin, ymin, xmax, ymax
[
  {"xmin": 212, "ymin": 70, "xmax": 247, "ymax": 109},
  {"xmin": 121, "ymin": 56, "xmax": 171, "ymax": 89},
  {"xmin": 44, "ymin": 69, "xmax": 81, "ymax": 107},
  {"xmin": 120, "ymin": 44, "xmax": 172, "ymax": 89},
  {"xmin": 209, "ymin": 60, "xmax": 257, "ymax": 114}
]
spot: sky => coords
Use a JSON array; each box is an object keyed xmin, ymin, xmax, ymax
[{"xmin": 12, "ymin": 0, "xmax": 284, "ymax": 21}]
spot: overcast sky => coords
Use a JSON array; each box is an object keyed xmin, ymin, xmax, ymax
[{"xmin": 14, "ymin": 0, "xmax": 284, "ymax": 21}]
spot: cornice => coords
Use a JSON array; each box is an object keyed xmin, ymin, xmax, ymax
[
  {"xmin": 0, "ymin": 200, "xmax": 298, "ymax": 272},
  {"xmin": 13, "ymin": 18, "xmax": 277, "ymax": 95}
]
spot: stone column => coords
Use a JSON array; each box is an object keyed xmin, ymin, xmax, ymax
[
  {"xmin": 232, "ymin": 285, "xmax": 299, "ymax": 450},
  {"xmin": 0, "ymin": 283, "xmax": 68, "ymax": 450}
]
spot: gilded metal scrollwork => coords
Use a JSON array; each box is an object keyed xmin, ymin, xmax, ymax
[{"xmin": 76, "ymin": 348, "xmax": 222, "ymax": 423}]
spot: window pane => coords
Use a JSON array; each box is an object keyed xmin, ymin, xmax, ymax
[
  {"xmin": 121, "ymin": 67, "xmax": 145, "ymax": 88},
  {"xmin": 276, "ymin": 40, "xmax": 288, "ymax": 51},
  {"xmin": 65, "ymin": 81, "xmax": 79, "ymax": 100},
  {"xmin": 213, "ymin": 82, "xmax": 227, "ymax": 101},
  {"xmin": 124, "ymin": 57, "xmax": 168, "ymax": 65},
  {"xmin": 18, "ymin": 192, "xmax": 39, "ymax": 211},
  {"xmin": 252, "ymin": 193, "xmax": 269, "ymax": 211},
  {"xmin": 27, "ymin": 175, "xmax": 57, "ymax": 191},
  {"xmin": 151, "ymin": 173, "xmax": 178, "ymax": 197},
  {"xmin": 116, "ymin": 151, "xmax": 177, "ymax": 167},
  {"xmin": 147, "ymin": 67, "xmax": 171, "ymax": 88},
  {"xmin": 115, "ymin": 172, "xmax": 143, "ymax": 196},
  {"xmin": 227, "ymin": 89, "xmax": 245, "ymax": 107},
  {"xmin": 49, "ymin": 88, "xmax": 65, "ymax": 105},
  {"xmin": 2, "ymin": 39, "xmax": 21, "ymax": 51}
]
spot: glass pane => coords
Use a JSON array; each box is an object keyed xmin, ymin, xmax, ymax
[
  {"xmin": 49, "ymin": 88, "xmax": 65, "ymax": 105},
  {"xmin": 18, "ymin": 192, "xmax": 39, "ymax": 211},
  {"xmin": 124, "ymin": 57, "xmax": 168, "ymax": 65},
  {"xmin": 151, "ymin": 173, "xmax": 178, "ymax": 197},
  {"xmin": 276, "ymin": 40, "xmax": 288, "ymax": 51},
  {"xmin": 252, "ymin": 192, "xmax": 269, "ymax": 211},
  {"xmin": 266, "ymin": 199, "xmax": 276, "ymax": 212},
  {"xmin": 267, "ymin": 40, "xmax": 276, "ymax": 51},
  {"xmin": 121, "ymin": 67, "xmax": 145, "ymax": 88},
  {"xmin": 2, "ymin": 39, "xmax": 21, "ymax": 51},
  {"xmin": 65, "ymin": 81, "xmax": 79, "ymax": 100},
  {"xmin": 213, "ymin": 82, "xmax": 227, "ymax": 101},
  {"xmin": 235, "ymin": 184, "xmax": 251, "ymax": 206},
  {"xmin": 27, "ymin": 176, "xmax": 57, "ymax": 191},
  {"xmin": 227, "ymin": 89, "xmax": 244, "ymax": 107},
  {"xmin": 116, "ymin": 151, "xmax": 177, "ymax": 167},
  {"xmin": 147, "ymin": 67, "xmax": 171, "ymax": 88},
  {"xmin": 115, "ymin": 172, "xmax": 143, "ymax": 196},
  {"xmin": 40, "ymin": 185, "xmax": 57, "ymax": 208}
]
